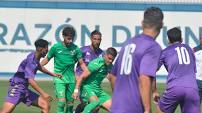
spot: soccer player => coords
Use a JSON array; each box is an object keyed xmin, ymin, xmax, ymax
[
  {"xmin": 41, "ymin": 26, "xmax": 87, "ymax": 113},
  {"xmin": 193, "ymin": 33, "xmax": 202, "ymax": 103},
  {"xmin": 156, "ymin": 27, "xmax": 200, "ymax": 113},
  {"xmin": 110, "ymin": 7, "xmax": 163, "ymax": 113},
  {"xmin": 0, "ymin": 39, "xmax": 61, "ymax": 113},
  {"xmin": 72, "ymin": 47, "xmax": 117, "ymax": 113},
  {"xmin": 74, "ymin": 30, "xmax": 103, "ymax": 113}
]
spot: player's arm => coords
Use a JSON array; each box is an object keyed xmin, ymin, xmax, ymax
[
  {"xmin": 78, "ymin": 58, "xmax": 88, "ymax": 73},
  {"xmin": 139, "ymin": 75, "xmax": 153, "ymax": 113},
  {"xmin": 72, "ymin": 68, "xmax": 91, "ymax": 99},
  {"xmin": 139, "ymin": 45, "xmax": 162, "ymax": 113},
  {"xmin": 38, "ymin": 65, "xmax": 62, "ymax": 78},
  {"xmin": 151, "ymin": 78, "xmax": 160, "ymax": 104},
  {"xmin": 41, "ymin": 45, "xmax": 55, "ymax": 66},
  {"xmin": 28, "ymin": 78, "xmax": 52, "ymax": 101},
  {"xmin": 107, "ymin": 73, "xmax": 116, "ymax": 91},
  {"xmin": 40, "ymin": 57, "xmax": 50, "ymax": 66}
]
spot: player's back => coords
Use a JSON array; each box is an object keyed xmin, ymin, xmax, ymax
[
  {"xmin": 111, "ymin": 34, "xmax": 161, "ymax": 113},
  {"xmin": 161, "ymin": 43, "xmax": 197, "ymax": 89}
]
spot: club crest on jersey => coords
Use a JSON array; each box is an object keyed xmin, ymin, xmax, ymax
[
  {"xmin": 86, "ymin": 52, "xmax": 90, "ymax": 56},
  {"xmin": 57, "ymin": 50, "xmax": 62, "ymax": 53},
  {"xmin": 70, "ymin": 50, "xmax": 76, "ymax": 55}
]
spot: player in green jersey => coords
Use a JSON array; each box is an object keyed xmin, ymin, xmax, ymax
[
  {"xmin": 72, "ymin": 47, "xmax": 117, "ymax": 113},
  {"xmin": 41, "ymin": 26, "xmax": 87, "ymax": 113}
]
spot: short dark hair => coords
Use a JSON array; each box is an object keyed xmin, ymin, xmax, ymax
[
  {"xmin": 62, "ymin": 26, "xmax": 76, "ymax": 38},
  {"xmin": 91, "ymin": 30, "xmax": 102, "ymax": 37},
  {"xmin": 106, "ymin": 47, "xmax": 117, "ymax": 58},
  {"xmin": 167, "ymin": 27, "xmax": 182, "ymax": 43},
  {"xmin": 34, "ymin": 39, "xmax": 49, "ymax": 48},
  {"xmin": 143, "ymin": 7, "xmax": 164, "ymax": 30}
]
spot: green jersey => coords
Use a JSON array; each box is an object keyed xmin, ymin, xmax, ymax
[
  {"xmin": 47, "ymin": 42, "xmax": 82, "ymax": 83},
  {"xmin": 82, "ymin": 57, "xmax": 112, "ymax": 90}
]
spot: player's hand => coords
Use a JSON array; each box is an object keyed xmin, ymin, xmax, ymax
[
  {"xmin": 72, "ymin": 89, "xmax": 79, "ymax": 100},
  {"xmin": 152, "ymin": 91, "xmax": 160, "ymax": 104},
  {"xmin": 54, "ymin": 73, "xmax": 62, "ymax": 78}
]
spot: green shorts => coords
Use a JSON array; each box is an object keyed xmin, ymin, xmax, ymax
[
  {"xmin": 54, "ymin": 83, "xmax": 75, "ymax": 102},
  {"xmin": 80, "ymin": 86, "xmax": 111, "ymax": 105}
]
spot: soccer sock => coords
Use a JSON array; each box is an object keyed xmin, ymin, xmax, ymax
[
  {"xmin": 82, "ymin": 100, "xmax": 100, "ymax": 113},
  {"xmin": 57, "ymin": 101, "xmax": 65, "ymax": 113},
  {"xmin": 65, "ymin": 101, "xmax": 74, "ymax": 113}
]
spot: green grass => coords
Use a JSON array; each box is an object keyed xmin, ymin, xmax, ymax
[{"xmin": 0, "ymin": 80, "xmax": 181, "ymax": 113}]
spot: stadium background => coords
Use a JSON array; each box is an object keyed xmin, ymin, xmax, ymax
[{"xmin": 0, "ymin": 0, "xmax": 202, "ymax": 82}]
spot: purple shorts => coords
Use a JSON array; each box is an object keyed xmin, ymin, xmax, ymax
[
  {"xmin": 159, "ymin": 86, "xmax": 200, "ymax": 113},
  {"xmin": 5, "ymin": 83, "xmax": 39, "ymax": 106}
]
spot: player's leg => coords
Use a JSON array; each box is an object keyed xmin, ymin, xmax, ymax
[
  {"xmin": 0, "ymin": 102, "xmax": 16, "ymax": 113},
  {"xmin": 81, "ymin": 88, "xmax": 100, "ymax": 113},
  {"xmin": 180, "ymin": 87, "xmax": 200, "ymax": 113},
  {"xmin": 65, "ymin": 83, "xmax": 75, "ymax": 113},
  {"xmin": 55, "ymin": 83, "xmax": 66, "ymax": 113},
  {"xmin": 1, "ymin": 84, "xmax": 23, "ymax": 113},
  {"xmin": 99, "ymin": 91, "xmax": 111, "ymax": 112},
  {"xmin": 31, "ymin": 96, "xmax": 50, "ymax": 113},
  {"xmin": 27, "ymin": 89, "xmax": 50, "ymax": 113},
  {"xmin": 82, "ymin": 96, "xmax": 100, "ymax": 113},
  {"xmin": 158, "ymin": 87, "xmax": 179, "ymax": 113}
]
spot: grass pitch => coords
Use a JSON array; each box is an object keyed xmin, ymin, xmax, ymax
[{"xmin": 0, "ymin": 81, "xmax": 182, "ymax": 113}]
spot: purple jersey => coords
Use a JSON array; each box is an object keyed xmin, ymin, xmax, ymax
[
  {"xmin": 10, "ymin": 52, "xmax": 39, "ymax": 86},
  {"xmin": 110, "ymin": 34, "xmax": 161, "ymax": 113},
  {"xmin": 76, "ymin": 45, "xmax": 103, "ymax": 76},
  {"xmin": 6, "ymin": 52, "xmax": 40, "ymax": 105},
  {"xmin": 159, "ymin": 43, "xmax": 197, "ymax": 89}
]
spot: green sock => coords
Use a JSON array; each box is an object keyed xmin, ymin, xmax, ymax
[
  {"xmin": 82, "ymin": 100, "xmax": 100, "ymax": 113},
  {"xmin": 57, "ymin": 101, "xmax": 65, "ymax": 113}
]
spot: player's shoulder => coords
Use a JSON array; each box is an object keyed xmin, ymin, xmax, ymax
[
  {"xmin": 51, "ymin": 42, "xmax": 62, "ymax": 48},
  {"xmin": 26, "ymin": 52, "xmax": 37, "ymax": 63},
  {"xmin": 90, "ymin": 57, "xmax": 104, "ymax": 65},
  {"xmin": 137, "ymin": 34, "xmax": 161, "ymax": 49},
  {"xmin": 80, "ymin": 45, "xmax": 91, "ymax": 52}
]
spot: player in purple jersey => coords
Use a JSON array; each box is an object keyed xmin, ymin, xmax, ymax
[
  {"xmin": 109, "ymin": 7, "xmax": 163, "ymax": 113},
  {"xmin": 0, "ymin": 39, "xmax": 61, "ymax": 113},
  {"xmin": 75, "ymin": 30, "xmax": 103, "ymax": 113},
  {"xmin": 155, "ymin": 27, "xmax": 200, "ymax": 113},
  {"xmin": 75, "ymin": 30, "xmax": 103, "ymax": 79}
]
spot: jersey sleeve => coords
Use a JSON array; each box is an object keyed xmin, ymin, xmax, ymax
[
  {"xmin": 158, "ymin": 50, "xmax": 165, "ymax": 70},
  {"xmin": 140, "ymin": 45, "xmax": 162, "ymax": 77},
  {"xmin": 47, "ymin": 45, "xmax": 56, "ymax": 60},
  {"xmin": 87, "ymin": 59, "xmax": 101, "ymax": 73}
]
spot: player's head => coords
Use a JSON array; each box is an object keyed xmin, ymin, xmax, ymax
[
  {"xmin": 142, "ymin": 7, "xmax": 164, "ymax": 35},
  {"xmin": 62, "ymin": 26, "xmax": 76, "ymax": 46},
  {"xmin": 90, "ymin": 30, "xmax": 102, "ymax": 50},
  {"xmin": 167, "ymin": 27, "xmax": 182, "ymax": 44},
  {"xmin": 34, "ymin": 39, "xmax": 49, "ymax": 58},
  {"xmin": 200, "ymin": 33, "xmax": 202, "ymax": 45},
  {"xmin": 104, "ymin": 47, "xmax": 117, "ymax": 65}
]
